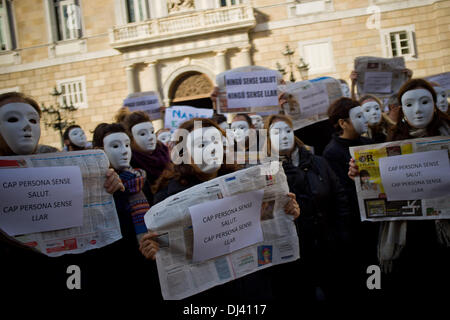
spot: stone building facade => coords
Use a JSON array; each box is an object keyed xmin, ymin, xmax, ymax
[{"xmin": 0, "ymin": 0, "xmax": 449, "ymax": 147}]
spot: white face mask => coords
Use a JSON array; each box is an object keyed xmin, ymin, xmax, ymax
[
  {"xmin": 362, "ymin": 100, "xmax": 382, "ymax": 126},
  {"xmin": 434, "ymin": 86, "xmax": 448, "ymax": 113},
  {"xmin": 230, "ymin": 120, "xmax": 249, "ymax": 143},
  {"xmin": 341, "ymin": 83, "xmax": 351, "ymax": 98},
  {"xmin": 157, "ymin": 131, "xmax": 171, "ymax": 145},
  {"xmin": 131, "ymin": 122, "xmax": 156, "ymax": 151},
  {"xmin": 103, "ymin": 132, "xmax": 132, "ymax": 171},
  {"xmin": 0, "ymin": 102, "xmax": 41, "ymax": 155},
  {"xmin": 269, "ymin": 121, "xmax": 294, "ymax": 154},
  {"xmin": 219, "ymin": 121, "xmax": 229, "ymax": 131},
  {"xmin": 68, "ymin": 127, "xmax": 87, "ymax": 148},
  {"xmin": 186, "ymin": 127, "xmax": 223, "ymax": 174},
  {"xmin": 250, "ymin": 115, "xmax": 263, "ymax": 130},
  {"xmin": 349, "ymin": 106, "xmax": 368, "ymax": 135},
  {"xmin": 401, "ymin": 89, "xmax": 435, "ymax": 129}
]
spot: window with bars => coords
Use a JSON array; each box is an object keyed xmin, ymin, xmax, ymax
[
  {"xmin": 57, "ymin": 77, "xmax": 88, "ymax": 109},
  {"xmin": 0, "ymin": 0, "xmax": 16, "ymax": 51},
  {"xmin": 381, "ymin": 26, "xmax": 416, "ymax": 59}
]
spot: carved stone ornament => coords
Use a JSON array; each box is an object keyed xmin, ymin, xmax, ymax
[
  {"xmin": 168, "ymin": 0, "xmax": 194, "ymax": 13},
  {"xmin": 172, "ymin": 73, "xmax": 213, "ymax": 100}
]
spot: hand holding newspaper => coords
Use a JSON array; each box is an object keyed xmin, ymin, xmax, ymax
[{"xmin": 144, "ymin": 162, "xmax": 300, "ymax": 300}]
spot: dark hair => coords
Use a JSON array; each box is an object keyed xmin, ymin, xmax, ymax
[
  {"xmin": 0, "ymin": 92, "xmax": 42, "ymax": 116},
  {"xmin": 327, "ymin": 97, "xmax": 360, "ymax": 132},
  {"xmin": 232, "ymin": 113, "xmax": 253, "ymax": 128},
  {"xmin": 121, "ymin": 110, "xmax": 151, "ymax": 133},
  {"xmin": 397, "ymin": 78, "xmax": 437, "ymax": 106},
  {"xmin": 63, "ymin": 125, "xmax": 81, "ymax": 141},
  {"xmin": 387, "ymin": 93, "xmax": 399, "ymax": 107},
  {"xmin": 92, "ymin": 123, "xmax": 128, "ymax": 148},
  {"xmin": 212, "ymin": 113, "xmax": 227, "ymax": 125}
]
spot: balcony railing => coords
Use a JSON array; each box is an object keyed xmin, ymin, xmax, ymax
[{"xmin": 109, "ymin": 5, "xmax": 256, "ymax": 48}]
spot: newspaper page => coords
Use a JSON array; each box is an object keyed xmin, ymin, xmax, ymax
[
  {"xmin": 216, "ymin": 66, "xmax": 283, "ymax": 114},
  {"xmin": 123, "ymin": 91, "xmax": 162, "ymax": 120},
  {"xmin": 349, "ymin": 136, "xmax": 450, "ymax": 222},
  {"xmin": 426, "ymin": 72, "xmax": 450, "ymax": 94},
  {"xmin": 144, "ymin": 162, "xmax": 299, "ymax": 300},
  {"xmin": 280, "ymin": 77, "xmax": 342, "ymax": 130},
  {"xmin": 354, "ymin": 56, "xmax": 408, "ymax": 98},
  {"xmin": 0, "ymin": 150, "xmax": 122, "ymax": 256}
]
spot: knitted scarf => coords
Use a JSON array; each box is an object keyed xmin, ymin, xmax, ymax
[{"xmin": 119, "ymin": 168, "xmax": 150, "ymax": 239}]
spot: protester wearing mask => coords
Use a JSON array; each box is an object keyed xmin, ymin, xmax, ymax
[
  {"xmin": 265, "ymin": 114, "xmax": 351, "ymax": 302},
  {"xmin": 360, "ymin": 94, "xmax": 395, "ymax": 143},
  {"xmin": 0, "ymin": 92, "xmax": 124, "ymax": 295},
  {"xmin": 156, "ymin": 128, "xmax": 172, "ymax": 146},
  {"xmin": 348, "ymin": 79, "xmax": 450, "ymax": 301},
  {"xmin": 63, "ymin": 125, "xmax": 88, "ymax": 151},
  {"xmin": 140, "ymin": 118, "xmax": 300, "ymax": 301},
  {"xmin": 229, "ymin": 113, "xmax": 261, "ymax": 166},
  {"xmin": 430, "ymin": 82, "xmax": 449, "ymax": 114}
]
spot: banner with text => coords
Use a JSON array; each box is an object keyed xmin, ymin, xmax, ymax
[
  {"xmin": 164, "ymin": 105, "xmax": 214, "ymax": 131},
  {"xmin": 123, "ymin": 91, "xmax": 161, "ymax": 120},
  {"xmin": 350, "ymin": 136, "xmax": 450, "ymax": 222}
]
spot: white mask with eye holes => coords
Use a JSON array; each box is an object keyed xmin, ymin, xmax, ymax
[
  {"xmin": 186, "ymin": 127, "xmax": 223, "ymax": 174},
  {"xmin": 434, "ymin": 86, "xmax": 448, "ymax": 113},
  {"xmin": 349, "ymin": 106, "xmax": 368, "ymax": 135},
  {"xmin": 341, "ymin": 83, "xmax": 351, "ymax": 98},
  {"xmin": 269, "ymin": 121, "xmax": 294, "ymax": 154},
  {"xmin": 401, "ymin": 89, "xmax": 435, "ymax": 129},
  {"xmin": 157, "ymin": 131, "xmax": 171, "ymax": 145},
  {"xmin": 0, "ymin": 102, "xmax": 41, "ymax": 155},
  {"xmin": 230, "ymin": 120, "xmax": 249, "ymax": 143},
  {"xmin": 250, "ymin": 115, "xmax": 264, "ymax": 130},
  {"xmin": 362, "ymin": 100, "xmax": 382, "ymax": 126},
  {"xmin": 103, "ymin": 132, "xmax": 132, "ymax": 171},
  {"xmin": 68, "ymin": 127, "xmax": 87, "ymax": 148},
  {"xmin": 131, "ymin": 122, "xmax": 156, "ymax": 152}
]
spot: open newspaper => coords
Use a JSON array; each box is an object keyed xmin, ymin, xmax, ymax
[
  {"xmin": 280, "ymin": 77, "xmax": 342, "ymax": 130},
  {"xmin": 0, "ymin": 150, "xmax": 122, "ymax": 256},
  {"xmin": 144, "ymin": 162, "xmax": 299, "ymax": 300},
  {"xmin": 354, "ymin": 56, "xmax": 408, "ymax": 98},
  {"xmin": 350, "ymin": 136, "xmax": 450, "ymax": 222}
]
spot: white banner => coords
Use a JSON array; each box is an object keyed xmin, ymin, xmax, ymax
[{"xmin": 164, "ymin": 105, "xmax": 213, "ymax": 130}]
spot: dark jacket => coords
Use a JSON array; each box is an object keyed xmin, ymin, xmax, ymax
[{"xmin": 283, "ymin": 146, "xmax": 351, "ymax": 255}]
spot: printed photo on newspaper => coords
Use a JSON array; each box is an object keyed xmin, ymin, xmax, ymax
[
  {"xmin": 144, "ymin": 162, "xmax": 300, "ymax": 300},
  {"xmin": 280, "ymin": 77, "xmax": 343, "ymax": 130},
  {"xmin": 0, "ymin": 150, "xmax": 122, "ymax": 256},
  {"xmin": 349, "ymin": 136, "xmax": 450, "ymax": 222}
]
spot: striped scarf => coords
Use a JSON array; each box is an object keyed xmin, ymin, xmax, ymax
[{"xmin": 119, "ymin": 168, "xmax": 150, "ymax": 237}]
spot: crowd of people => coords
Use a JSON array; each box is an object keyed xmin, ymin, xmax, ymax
[{"xmin": 0, "ymin": 72, "xmax": 449, "ymax": 305}]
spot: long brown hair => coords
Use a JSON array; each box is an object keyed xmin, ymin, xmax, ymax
[
  {"xmin": 151, "ymin": 118, "xmax": 240, "ymax": 194},
  {"xmin": 388, "ymin": 79, "xmax": 450, "ymax": 141},
  {"xmin": 264, "ymin": 114, "xmax": 304, "ymax": 156}
]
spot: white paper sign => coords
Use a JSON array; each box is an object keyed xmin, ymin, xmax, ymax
[
  {"xmin": 364, "ymin": 71, "xmax": 393, "ymax": 93},
  {"xmin": 189, "ymin": 189, "xmax": 264, "ymax": 263},
  {"xmin": 0, "ymin": 166, "xmax": 84, "ymax": 236},
  {"xmin": 426, "ymin": 72, "xmax": 450, "ymax": 93},
  {"xmin": 123, "ymin": 91, "xmax": 161, "ymax": 120},
  {"xmin": 379, "ymin": 150, "xmax": 450, "ymax": 201},
  {"xmin": 164, "ymin": 105, "xmax": 213, "ymax": 130},
  {"xmin": 225, "ymin": 70, "xmax": 279, "ymax": 109}
]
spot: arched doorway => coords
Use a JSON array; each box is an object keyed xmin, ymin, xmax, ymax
[{"xmin": 169, "ymin": 71, "xmax": 214, "ymax": 109}]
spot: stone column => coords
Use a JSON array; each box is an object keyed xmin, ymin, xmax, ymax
[
  {"xmin": 239, "ymin": 45, "xmax": 252, "ymax": 67},
  {"xmin": 215, "ymin": 49, "xmax": 227, "ymax": 73},
  {"xmin": 125, "ymin": 65, "xmax": 138, "ymax": 94},
  {"xmin": 146, "ymin": 60, "xmax": 159, "ymax": 92}
]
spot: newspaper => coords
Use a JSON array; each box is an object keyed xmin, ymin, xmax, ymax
[
  {"xmin": 0, "ymin": 150, "xmax": 122, "ymax": 256},
  {"xmin": 280, "ymin": 77, "xmax": 342, "ymax": 130},
  {"xmin": 215, "ymin": 66, "xmax": 283, "ymax": 114},
  {"xmin": 349, "ymin": 136, "xmax": 450, "ymax": 222},
  {"xmin": 144, "ymin": 162, "xmax": 299, "ymax": 300},
  {"xmin": 354, "ymin": 56, "xmax": 408, "ymax": 98}
]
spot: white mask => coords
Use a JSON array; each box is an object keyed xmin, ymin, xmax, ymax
[
  {"xmin": 341, "ymin": 83, "xmax": 351, "ymax": 98},
  {"xmin": 157, "ymin": 131, "xmax": 171, "ymax": 145},
  {"xmin": 362, "ymin": 100, "xmax": 382, "ymax": 126},
  {"xmin": 269, "ymin": 121, "xmax": 294, "ymax": 154},
  {"xmin": 68, "ymin": 127, "xmax": 87, "ymax": 148},
  {"xmin": 230, "ymin": 120, "xmax": 249, "ymax": 143},
  {"xmin": 103, "ymin": 132, "xmax": 132, "ymax": 171},
  {"xmin": 131, "ymin": 122, "xmax": 156, "ymax": 152},
  {"xmin": 0, "ymin": 102, "xmax": 41, "ymax": 155},
  {"xmin": 349, "ymin": 106, "xmax": 368, "ymax": 135},
  {"xmin": 434, "ymin": 86, "xmax": 448, "ymax": 113},
  {"xmin": 401, "ymin": 89, "xmax": 435, "ymax": 129},
  {"xmin": 186, "ymin": 127, "xmax": 223, "ymax": 174},
  {"xmin": 250, "ymin": 115, "xmax": 263, "ymax": 130}
]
